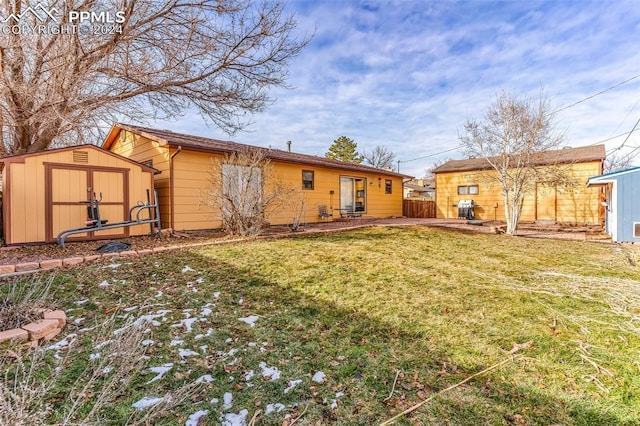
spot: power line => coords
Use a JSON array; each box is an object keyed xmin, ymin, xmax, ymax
[
  {"xmin": 554, "ymin": 73, "xmax": 640, "ymax": 113},
  {"xmin": 398, "ymin": 146, "xmax": 460, "ymax": 164},
  {"xmin": 607, "ymin": 117, "xmax": 640, "ymax": 153}
]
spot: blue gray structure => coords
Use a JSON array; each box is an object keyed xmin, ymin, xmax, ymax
[{"xmin": 587, "ymin": 167, "xmax": 640, "ymax": 243}]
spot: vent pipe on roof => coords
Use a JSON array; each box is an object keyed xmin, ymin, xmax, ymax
[{"xmin": 287, "ymin": 140, "xmax": 291, "ymax": 152}]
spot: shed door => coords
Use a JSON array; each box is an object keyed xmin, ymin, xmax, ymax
[
  {"xmin": 49, "ymin": 168, "xmax": 90, "ymax": 240},
  {"xmin": 46, "ymin": 165, "xmax": 128, "ymax": 242}
]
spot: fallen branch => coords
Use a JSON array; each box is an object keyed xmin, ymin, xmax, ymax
[
  {"xmin": 379, "ymin": 356, "xmax": 520, "ymax": 426},
  {"xmin": 289, "ymin": 403, "xmax": 308, "ymax": 426},
  {"xmin": 248, "ymin": 409, "xmax": 261, "ymax": 426},
  {"xmin": 383, "ymin": 370, "xmax": 401, "ymax": 402}
]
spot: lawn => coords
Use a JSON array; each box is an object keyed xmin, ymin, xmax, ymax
[{"xmin": 2, "ymin": 226, "xmax": 640, "ymax": 425}]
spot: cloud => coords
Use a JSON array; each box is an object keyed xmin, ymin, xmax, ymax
[{"xmin": 150, "ymin": 0, "xmax": 640, "ymax": 177}]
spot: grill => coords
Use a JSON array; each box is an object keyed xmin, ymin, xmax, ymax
[{"xmin": 457, "ymin": 199, "xmax": 475, "ymax": 220}]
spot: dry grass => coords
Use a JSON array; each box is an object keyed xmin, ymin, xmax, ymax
[{"xmin": 2, "ymin": 226, "xmax": 640, "ymax": 425}]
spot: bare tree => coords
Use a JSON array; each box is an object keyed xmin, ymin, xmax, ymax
[
  {"xmin": 604, "ymin": 150, "xmax": 634, "ymax": 173},
  {"xmin": 459, "ymin": 90, "xmax": 564, "ymax": 235},
  {"xmin": 0, "ymin": 0, "xmax": 308, "ymax": 155},
  {"xmin": 362, "ymin": 145, "xmax": 396, "ymax": 170},
  {"xmin": 206, "ymin": 149, "xmax": 294, "ymax": 237}
]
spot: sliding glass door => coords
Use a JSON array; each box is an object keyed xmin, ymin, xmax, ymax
[{"xmin": 340, "ymin": 176, "xmax": 366, "ymax": 213}]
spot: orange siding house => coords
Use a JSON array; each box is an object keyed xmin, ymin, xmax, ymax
[
  {"xmin": 103, "ymin": 124, "xmax": 409, "ymax": 231},
  {"xmin": 0, "ymin": 145, "xmax": 156, "ymax": 245},
  {"xmin": 432, "ymin": 145, "xmax": 606, "ymax": 224}
]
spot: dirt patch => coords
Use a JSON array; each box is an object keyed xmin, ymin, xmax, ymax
[
  {"xmin": 0, "ymin": 231, "xmax": 226, "ymax": 266},
  {"xmin": 0, "ymin": 219, "xmax": 612, "ymax": 267}
]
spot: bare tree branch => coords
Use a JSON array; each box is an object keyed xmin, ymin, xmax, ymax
[
  {"xmin": 459, "ymin": 89, "xmax": 564, "ymax": 235},
  {"xmin": 362, "ymin": 145, "xmax": 395, "ymax": 170},
  {"xmin": 0, "ymin": 0, "xmax": 309, "ymax": 154}
]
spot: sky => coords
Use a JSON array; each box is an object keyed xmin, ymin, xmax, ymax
[{"xmin": 155, "ymin": 0, "xmax": 640, "ymax": 178}]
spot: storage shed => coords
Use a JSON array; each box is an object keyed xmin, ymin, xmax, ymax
[
  {"xmin": 0, "ymin": 145, "xmax": 157, "ymax": 245},
  {"xmin": 587, "ymin": 166, "xmax": 640, "ymax": 243}
]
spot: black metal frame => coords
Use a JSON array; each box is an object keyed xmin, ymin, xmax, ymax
[{"xmin": 56, "ymin": 189, "xmax": 161, "ymax": 248}]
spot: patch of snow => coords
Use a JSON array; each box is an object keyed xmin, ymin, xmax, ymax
[
  {"xmin": 175, "ymin": 317, "xmax": 199, "ymax": 332},
  {"xmin": 94, "ymin": 340, "xmax": 113, "ymax": 350},
  {"xmin": 259, "ymin": 362, "xmax": 281, "ymax": 381},
  {"xmin": 335, "ymin": 391, "xmax": 345, "ymax": 398},
  {"xmin": 132, "ymin": 396, "xmax": 163, "ymax": 410},
  {"xmin": 223, "ymin": 392, "xmax": 233, "ymax": 410},
  {"xmin": 221, "ymin": 409, "xmax": 248, "ymax": 426},
  {"xmin": 210, "ymin": 398, "xmax": 219, "ymax": 404},
  {"xmin": 182, "ymin": 265, "xmax": 196, "ymax": 273},
  {"xmin": 145, "ymin": 363, "xmax": 174, "ymax": 384},
  {"xmin": 247, "ymin": 342, "xmax": 257, "ymax": 347},
  {"xmin": 73, "ymin": 318, "xmax": 85, "ymax": 325},
  {"xmin": 195, "ymin": 374, "xmax": 215, "ymax": 384},
  {"xmin": 89, "ymin": 353, "xmax": 101, "ymax": 361},
  {"xmin": 199, "ymin": 345, "xmax": 208, "ymax": 352},
  {"xmin": 185, "ymin": 410, "xmax": 209, "ymax": 426},
  {"xmin": 75, "ymin": 299, "xmax": 89, "ymax": 305},
  {"xmin": 331, "ymin": 399, "xmax": 338, "ymax": 409},
  {"xmin": 238, "ymin": 315, "xmax": 258, "ymax": 327},
  {"xmin": 213, "ymin": 291, "xmax": 221, "ymax": 299},
  {"xmin": 196, "ymin": 277, "xmax": 205, "ymax": 284},
  {"xmin": 141, "ymin": 339, "xmax": 155, "ymax": 347},
  {"xmin": 244, "ymin": 370, "xmax": 255, "ymax": 381},
  {"xmin": 284, "ymin": 379, "xmax": 302, "ymax": 394},
  {"xmin": 312, "ymin": 371, "xmax": 326, "ymax": 383},
  {"xmin": 102, "ymin": 366, "xmax": 114, "ymax": 374},
  {"xmin": 238, "ymin": 298, "xmax": 243, "ymax": 305},
  {"xmin": 102, "ymin": 263, "xmax": 121, "ymax": 269},
  {"xmin": 123, "ymin": 306, "xmax": 138, "ymax": 312},
  {"xmin": 98, "ymin": 280, "xmax": 109, "ymax": 287},
  {"xmin": 170, "ymin": 339, "xmax": 184, "ymax": 347},
  {"xmin": 195, "ymin": 328, "xmax": 213, "ymax": 340},
  {"xmin": 155, "ymin": 290, "xmax": 163, "ymax": 298},
  {"xmin": 178, "ymin": 348, "xmax": 199, "ymax": 360},
  {"xmin": 200, "ymin": 307, "xmax": 213, "ymax": 317},
  {"xmin": 265, "ymin": 403, "xmax": 285, "ymax": 415},
  {"xmin": 225, "ymin": 337, "xmax": 233, "ymax": 344},
  {"xmin": 46, "ymin": 333, "xmax": 77, "ymax": 350}
]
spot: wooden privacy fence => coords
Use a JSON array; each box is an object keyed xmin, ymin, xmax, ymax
[{"xmin": 403, "ymin": 199, "xmax": 436, "ymax": 218}]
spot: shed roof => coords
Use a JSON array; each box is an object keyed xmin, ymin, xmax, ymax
[
  {"xmin": 432, "ymin": 145, "xmax": 606, "ymax": 174},
  {"xmin": 586, "ymin": 165, "xmax": 640, "ymax": 186},
  {"xmin": 103, "ymin": 123, "xmax": 411, "ymax": 178},
  {"xmin": 0, "ymin": 144, "xmax": 158, "ymax": 174}
]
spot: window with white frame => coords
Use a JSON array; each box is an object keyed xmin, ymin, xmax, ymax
[{"xmin": 457, "ymin": 185, "xmax": 479, "ymax": 195}]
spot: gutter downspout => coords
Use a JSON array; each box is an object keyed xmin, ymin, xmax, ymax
[{"xmin": 169, "ymin": 145, "xmax": 183, "ymax": 231}]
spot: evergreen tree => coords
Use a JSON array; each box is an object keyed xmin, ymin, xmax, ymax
[{"xmin": 325, "ymin": 136, "xmax": 364, "ymax": 163}]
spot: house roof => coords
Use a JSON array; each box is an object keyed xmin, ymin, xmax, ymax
[
  {"xmin": 586, "ymin": 165, "xmax": 640, "ymax": 186},
  {"xmin": 404, "ymin": 183, "xmax": 434, "ymax": 192},
  {"xmin": 431, "ymin": 145, "xmax": 606, "ymax": 174},
  {"xmin": 0, "ymin": 144, "xmax": 158, "ymax": 174},
  {"xmin": 103, "ymin": 123, "xmax": 412, "ymax": 178}
]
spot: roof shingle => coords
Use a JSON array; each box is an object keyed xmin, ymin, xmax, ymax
[
  {"xmin": 105, "ymin": 123, "xmax": 411, "ymax": 178},
  {"xmin": 431, "ymin": 145, "xmax": 605, "ymax": 174}
]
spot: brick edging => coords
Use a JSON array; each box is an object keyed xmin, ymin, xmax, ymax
[
  {"xmin": 0, "ymin": 309, "xmax": 67, "ymax": 349},
  {"xmin": 0, "ymin": 224, "xmax": 376, "ymax": 278}
]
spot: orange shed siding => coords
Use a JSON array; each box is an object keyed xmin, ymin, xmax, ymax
[{"xmin": 435, "ymin": 160, "xmax": 603, "ymax": 224}]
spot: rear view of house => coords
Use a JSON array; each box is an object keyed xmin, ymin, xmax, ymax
[
  {"xmin": 432, "ymin": 145, "xmax": 606, "ymax": 224},
  {"xmin": 103, "ymin": 124, "xmax": 409, "ymax": 231}
]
